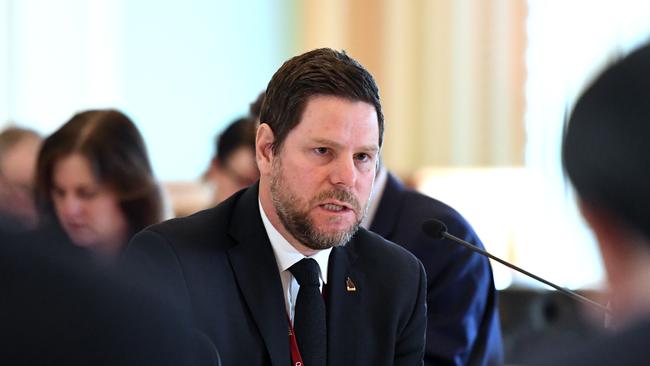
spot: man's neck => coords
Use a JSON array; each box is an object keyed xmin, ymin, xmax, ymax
[{"xmin": 612, "ymin": 248, "xmax": 650, "ymax": 328}]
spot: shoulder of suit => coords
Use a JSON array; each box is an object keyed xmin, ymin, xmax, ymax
[
  {"xmin": 352, "ymin": 227, "xmax": 423, "ymax": 267},
  {"xmin": 400, "ymin": 189, "xmax": 477, "ymax": 231},
  {"xmin": 141, "ymin": 198, "xmax": 236, "ymax": 247},
  {"xmin": 400, "ymin": 188, "xmax": 455, "ymax": 216},
  {"xmin": 150, "ymin": 204, "xmax": 222, "ymax": 230}
]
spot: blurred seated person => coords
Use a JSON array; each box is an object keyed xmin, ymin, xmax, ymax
[
  {"xmin": 532, "ymin": 41, "xmax": 650, "ymax": 366},
  {"xmin": 0, "ymin": 126, "xmax": 42, "ymax": 229},
  {"xmin": 34, "ymin": 109, "xmax": 163, "ymax": 259},
  {"xmin": 361, "ymin": 164, "xmax": 502, "ymax": 365},
  {"xmin": 203, "ymin": 116, "xmax": 258, "ymax": 205},
  {"xmin": 249, "ymin": 91, "xmax": 264, "ymax": 123}
]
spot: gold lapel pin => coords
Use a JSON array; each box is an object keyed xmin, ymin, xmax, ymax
[{"xmin": 346, "ymin": 277, "xmax": 357, "ymax": 292}]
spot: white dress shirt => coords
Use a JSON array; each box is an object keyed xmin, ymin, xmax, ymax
[{"xmin": 258, "ymin": 199, "xmax": 332, "ymax": 324}]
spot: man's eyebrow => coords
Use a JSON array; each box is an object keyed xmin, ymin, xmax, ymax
[{"xmin": 310, "ymin": 137, "xmax": 379, "ymax": 153}]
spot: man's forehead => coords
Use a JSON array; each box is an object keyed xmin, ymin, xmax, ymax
[
  {"xmin": 302, "ymin": 94, "xmax": 378, "ymax": 114},
  {"xmin": 297, "ymin": 95, "xmax": 378, "ymax": 126},
  {"xmin": 292, "ymin": 120, "xmax": 379, "ymax": 149}
]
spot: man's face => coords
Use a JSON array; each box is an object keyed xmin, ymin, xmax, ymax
[
  {"xmin": 0, "ymin": 136, "xmax": 41, "ymax": 227},
  {"xmin": 268, "ymin": 95, "xmax": 379, "ymax": 250},
  {"xmin": 213, "ymin": 146, "xmax": 259, "ymax": 204}
]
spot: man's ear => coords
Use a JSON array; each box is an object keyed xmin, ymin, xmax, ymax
[
  {"xmin": 579, "ymin": 199, "xmax": 628, "ymax": 250},
  {"xmin": 578, "ymin": 199, "xmax": 634, "ymax": 287},
  {"xmin": 210, "ymin": 157, "xmax": 221, "ymax": 170},
  {"xmin": 256, "ymin": 123, "xmax": 275, "ymax": 176}
]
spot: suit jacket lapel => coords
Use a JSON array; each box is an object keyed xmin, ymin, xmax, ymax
[
  {"xmin": 369, "ymin": 172, "xmax": 406, "ymax": 239},
  {"xmin": 326, "ymin": 237, "xmax": 364, "ymax": 365},
  {"xmin": 227, "ymin": 184, "xmax": 290, "ymax": 366}
]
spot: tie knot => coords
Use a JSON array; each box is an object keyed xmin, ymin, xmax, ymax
[{"xmin": 289, "ymin": 258, "xmax": 321, "ymax": 287}]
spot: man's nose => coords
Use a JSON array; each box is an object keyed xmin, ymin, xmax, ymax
[{"xmin": 329, "ymin": 156, "xmax": 357, "ymax": 188}]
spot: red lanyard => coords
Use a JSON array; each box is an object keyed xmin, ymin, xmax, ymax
[{"xmin": 287, "ymin": 314, "xmax": 304, "ymax": 366}]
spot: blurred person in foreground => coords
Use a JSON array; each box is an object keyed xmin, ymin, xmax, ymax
[
  {"xmin": 35, "ymin": 109, "xmax": 163, "ymax": 259},
  {"xmin": 0, "ymin": 127, "xmax": 42, "ymax": 229},
  {"xmin": 126, "ymin": 48, "xmax": 426, "ymax": 365},
  {"xmin": 534, "ymin": 42, "xmax": 650, "ymax": 365},
  {"xmin": 0, "ymin": 215, "xmax": 220, "ymax": 365},
  {"xmin": 362, "ymin": 164, "xmax": 502, "ymax": 366}
]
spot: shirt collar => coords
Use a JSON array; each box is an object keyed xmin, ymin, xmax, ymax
[{"xmin": 259, "ymin": 199, "xmax": 331, "ymax": 284}]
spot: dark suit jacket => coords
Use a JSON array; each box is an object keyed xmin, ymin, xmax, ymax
[
  {"xmin": 126, "ymin": 183, "xmax": 427, "ymax": 366},
  {"xmin": 370, "ymin": 173, "xmax": 503, "ymax": 366}
]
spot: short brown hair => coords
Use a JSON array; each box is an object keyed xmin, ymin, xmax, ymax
[
  {"xmin": 259, "ymin": 48, "xmax": 384, "ymax": 154},
  {"xmin": 214, "ymin": 117, "xmax": 256, "ymax": 165}
]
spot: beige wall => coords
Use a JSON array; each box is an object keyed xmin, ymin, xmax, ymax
[{"xmin": 296, "ymin": 0, "xmax": 527, "ymax": 178}]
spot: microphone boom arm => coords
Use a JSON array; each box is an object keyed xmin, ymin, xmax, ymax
[{"xmin": 441, "ymin": 231, "xmax": 611, "ymax": 314}]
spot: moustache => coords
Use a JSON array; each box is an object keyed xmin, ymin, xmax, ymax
[{"xmin": 312, "ymin": 188, "xmax": 362, "ymax": 213}]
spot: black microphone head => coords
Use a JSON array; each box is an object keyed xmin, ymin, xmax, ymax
[{"xmin": 422, "ymin": 219, "xmax": 448, "ymax": 239}]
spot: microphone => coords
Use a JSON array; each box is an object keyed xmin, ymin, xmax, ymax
[{"xmin": 422, "ymin": 219, "xmax": 610, "ymax": 314}]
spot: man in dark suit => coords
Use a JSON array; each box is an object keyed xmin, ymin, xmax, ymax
[
  {"xmin": 364, "ymin": 167, "xmax": 502, "ymax": 365},
  {"xmin": 532, "ymin": 42, "xmax": 650, "ymax": 365},
  {"xmin": 248, "ymin": 89, "xmax": 502, "ymax": 365},
  {"xmin": 126, "ymin": 48, "xmax": 426, "ymax": 365}
]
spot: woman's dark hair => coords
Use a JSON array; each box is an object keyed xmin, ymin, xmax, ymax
[
  {"xmin": 249, "ymin": 91, "xmax": 265, "ymax": 121},
  {"xmin": 35, "ymin": 109, "xmax": 162, "ymax": 239},
  {"xmin": 214, "ymin": 117, "xmax": 257, "ymax": 165}
]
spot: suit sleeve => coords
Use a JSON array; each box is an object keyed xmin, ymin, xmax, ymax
[
  {"xmin": 370, "ymin": 176, "xmax": 503, "ymax": 365},
  {"xmin": 423, "ymin": 215, "xmax": 503, "ymax": 366},
  {"xmin": 395, "ymin": 259, "xmax": 427, "ymax": 366},
  {"xmin": 122, "ymin": 229, "xmax": 194, "ymax": 319}
]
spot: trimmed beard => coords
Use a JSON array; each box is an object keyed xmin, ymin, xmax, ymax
[{"xmin": 270, "ymin": 157, "xmax": 366, "ymax": 250}]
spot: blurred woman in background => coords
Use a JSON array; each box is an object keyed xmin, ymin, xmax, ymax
[{"xmin": 35, "ymin": 109, "xmax": 162, "ymax": 258}]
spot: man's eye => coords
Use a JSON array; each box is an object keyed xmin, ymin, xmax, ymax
[
  {"xmin": 355, "ymin": 153, "xmax": 371, "ymax": 162},
  {"xmin": 314, "ymin": 147, "xmax": 329, "ymax": 155}
]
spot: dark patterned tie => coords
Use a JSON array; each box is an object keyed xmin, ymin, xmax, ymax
[{"xmin": 289, "ymin": 258, "xmax": 326, "ymax": 366}]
